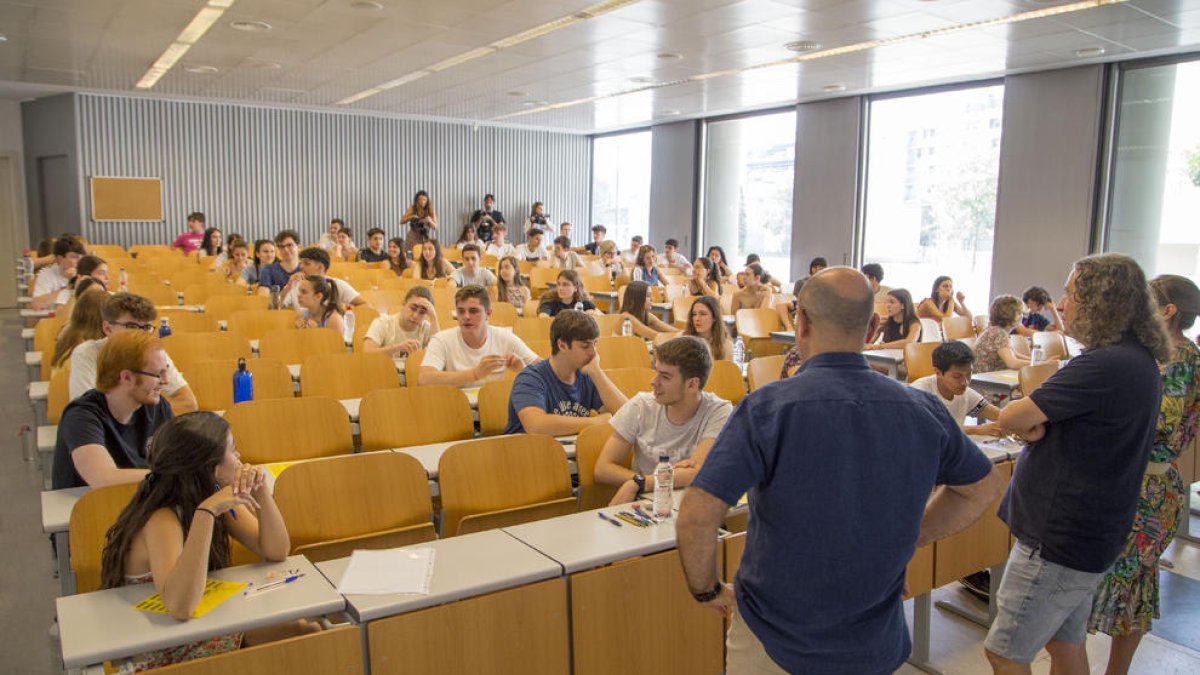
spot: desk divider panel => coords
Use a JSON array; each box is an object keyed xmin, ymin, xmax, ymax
[
  {"xmin": 147, "ymin": 625, "xmax": 363, "ymax": 675},
  {"xmin": 933, "ymin": 460, "xmax": 1015, "ymax": 586}
]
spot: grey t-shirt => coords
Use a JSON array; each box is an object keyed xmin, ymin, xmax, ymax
[
  {"xmin": 609, "ymin": 391, "xmax": 732, "ymax": 473},
  {"xmin": 451, "ymin": 267, "xmax": 497, "ymax": 287}
]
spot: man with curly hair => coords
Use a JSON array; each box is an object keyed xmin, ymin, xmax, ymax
[{"xmin": 985, "ymin": 254, "xmax": 1171, "ymax": 675}]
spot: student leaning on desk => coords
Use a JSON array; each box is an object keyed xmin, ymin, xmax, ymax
[{"xmin": 100, "ymin": 413, "xmax": 318, "ymax": 670}]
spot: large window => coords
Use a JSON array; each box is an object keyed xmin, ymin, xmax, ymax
[
  {"xmin": 861, "ymin": 85, "xmax": 1004, "ymax": 311},
  {"xmin": 1106, "ymin": 58, "xmax": 1200, "ymax": 339},
  {"xmin": 591, "ymin": 131, "xmax": 652, "ymax": 246},
  {"xmin": 702, "ymin": 111, "xmax": 796, "ymax": 279}
]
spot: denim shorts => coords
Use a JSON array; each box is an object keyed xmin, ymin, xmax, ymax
[{"xmin": 983, "ymin": 541, "xmax": 1104, "ymax": 663}]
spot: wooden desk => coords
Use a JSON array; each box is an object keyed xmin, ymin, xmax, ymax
[
  {"xmin": 57, "ymin": 555, "xmax": 344, "ymax": 670},
  {"xmin": 392, "ymin": 435, "xmax": 576, "ymax": 479},
  {"xmin": 863, "ymin": 349, "xmax": 904, "ymax": 379},
  {"xmin": 970, "ymin": 369, "xmax": 1021, "ymax": 406}
]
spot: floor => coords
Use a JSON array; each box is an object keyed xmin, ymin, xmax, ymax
[{"xmin": 3, "ymin": 304, "xmax": 1199, "ymax": 674}]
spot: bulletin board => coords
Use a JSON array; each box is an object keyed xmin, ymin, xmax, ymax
[{"xmin": 90, "ymin": 176, "xmax": 163, "ymax": 221}]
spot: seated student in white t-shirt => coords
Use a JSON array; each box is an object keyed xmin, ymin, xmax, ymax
[
  {"xmin": 449, "ymin": 244, "xmax": 497, "ymax": 288},
  {"xmin": 417, "ymin": 285, "xmax": 540, "ymax": 387},
  {"xmin": 910, "ymin": 340, "xmax": 1002, "ymax": 436},
  {"xmin": 485, "ymin": 225, "xmax": 519, "ymax": 260},
  {"xmin": 362, "ymin": 286, "xmax": 439, "ymax": 358},
  {"xmin": 594, "ymin": 336, "xmax": 733, "ymax": 505},
  {"xmin": 281, "ymin": 247, "xmax": 366, "ymax": 309},
  {"xmin": 32, "ymin": 235, "xmax": 86, "ymax": 309}
]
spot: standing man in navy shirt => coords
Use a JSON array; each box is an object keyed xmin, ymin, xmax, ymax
[
  {"xmin": 677, "ymin": 267, "xmax": 1004, "ymax": 675},
  {"xmin": 985, "ymin": 254, "xmax": 1169, "ymax": 675}
]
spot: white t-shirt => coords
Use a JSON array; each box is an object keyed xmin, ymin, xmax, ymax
[
  {"xmin": 68, "ymin": 337, "xmax": 190, "ymax": 400},
  {"xmin": 663, "ymin": 251, "xmax": 690, "ymax": 268},
  {"xmin": 451, "ymin": 267, "xmax": 497, "ymax": 287},
  {"xmin": 521, "ymin": 244, "xmax": 549, "ymax": 261},
  {"xmin": 422, "ymin": 326, "xmax": 540, "ymax": 383},
  {"xmin": 34, "ymin": 264, "xmax": 70, "ymax": 298},
  {"xmin": 364, "ymin": 314, "xmax": 432, "ymax": 354},
  {"xmin": 485, "ymin": 242, "xmax": 519, "ymax": 259},
  {"xmin": 609, "ymin": 391, "xmax": 732, "ymax": 474},
  {"xmin": 282, "ymin": 276, "xmax": 360, "ymax": 309},
  {"xmin": 910, "ymin": 375, "xmax": 987, "ymax": 424}
]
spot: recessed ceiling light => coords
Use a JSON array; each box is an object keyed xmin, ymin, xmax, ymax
[
  {"xmin": 185, "ymin": 65, "xmax": 219, "ymax": 74},
  {"xmin": 784, "ymin": 40, "xmax": 821, "ymax": 52},
  {"xmin": 823, "ymin": 83, "xmax": 846, "ymax": 92},
  {"xmin": 506, "ymin": 90, "xmax": 528, "ymax": 97},
  {"xmin": 1075, "ymin": 46, "xmax": 1105, "ymax": 58},
  {"xmin": 350, "ymin": 1, "xmax": 384, "ymax": 10},
  {"xmin": 656, "ymin": 52, "xmax": 683, "ymax": 60},
  {"xmin": 629, "ymin": 75, "xmax": 654, "ymax": 83},
  {"xmin": 0, "ymin": 33, "xmax": 8, "ymax": 43},
  {"xmin": 230, "ymin": 20, "xmax": 271, "ymax": 32}
]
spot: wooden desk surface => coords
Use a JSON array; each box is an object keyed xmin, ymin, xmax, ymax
[
  {"xmin": 863, "ymin": 348, "xmax": 905, "ymax": 363},
  {"xmin": 970, "ymin": 369, "xmax": 1020, "ymax": 389}
]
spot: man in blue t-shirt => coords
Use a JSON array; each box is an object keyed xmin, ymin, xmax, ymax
[
  {"xmin": 985, "ymin": 254, "xmax": 1168, "ymax": 674},
  {"xmin": 504, "ymin": 310, "xmax": 626, "ymax": 435},
  {"xmin": 256, "ymin": 229, "xmax": 303, "ymax": 297},
  {"xmin": 677, "ymin": 267, "xmax": 1004, "ymax": 675}
]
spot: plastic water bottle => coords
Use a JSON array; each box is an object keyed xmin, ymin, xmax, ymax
[
  {"xmin": 1030, "ymin": 346, "xmax": 1044, "ymax": 365},
  {"xmin": 269, "ymin": 285, "xmax": 281, "ymax": 310},
  {"xmin": 733, "ymin": 336, "xmax": 746, "ymax": 365},
  {"xmin": 343, "ymin": 308, "xmax": 356, "ymax": 343},
  {"xmin": 245, "ymin": 284, "xmax": 253, "ymax": 296},
  {"xmin": 232, "ymin": 358, "xmax": 254, "ymax": 403},
  {"xmin": 622, "ymin": 318, "xmax": 632, "ymax": 337},
  {"xmin": 118, "ymin": 267, "xmax": 128, "ymax": 292},
  {"xmin": 653, "ymin": 454, "xmax": 674, "ymax": 522},
  {"xmin": 176, "ymin": 291, "xmax": 185, "ymax": 305},
  {"xmin": 574, "ymin": 301, "xmax": 584, "ymax": 312},
  {"xmin": 158, "ymin": 316, "xmax": 172, "ymax": 339}
]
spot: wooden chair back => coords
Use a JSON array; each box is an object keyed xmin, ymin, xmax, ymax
[
  {"xmin": 672, "ymin": 296, "xmax": 696, "ymax": 328},
  {"xmin": 300, "ymin": 352, "xmax": 400, "ymax": 399},
  {"xmin": 973, "ymin": 315, "xmax": 989, "ymax": 335},
  {"xmin": 526, "ymin": 339, "xmax": 551, "ymax": 359},
  {"xmin": 706, "ymin": 359, "xmax": 747, "ymax": 405},
  {"xmin": 183, "ymin": 283, "xmax": 241, "ymax": 305},
  {"xmin": 47, "ymin": 365, "xmax": 72, "ymax": 425},
  {"xmin": 919, "ymin": 318, "xmax": 942, "ymax": 343},
  {"xmin": 580, "ymin": 274, "xmax": 612, "ymax": 295},
  {"xmin": 604, "ymin": 367, "xmax": 655, "ymax": 398},
  {"xmin": 69, "ymin": 483, "xmax": 140, "ymax": 593},
  {"xmin": 1018, "ymin": 362, "xmax": 1060, "ymax": 396},
  {"xmin": 1031, "ymin": 331, "xmax": 1067, "ymax": 360},
  {"xmin": 259, "ymin": 327, "xmax": 344, "ymax": 366},
  {"xmin": 513, "ymin": 316, "xmax": 553, "ymax": 343},
  {"xmin": 162, "ymin": 332, "xmax": 252, "ymax": 375},
  {"xmin": 359, "ymin": 386, "xmax": 474, "ymax": 451},
  {"xmin": 735, "ymin": 308, "xmax": 786, "ymax": 358},
  {"xmin": 126, "ymin": 282, "xmax": 177, "ymax": 307},
  {"xmin": 941, "ymin": 315, "xmax": 974, "ymax": 341},
  {"xmin": 225, "ymin": 396, "xmax": 354, "ymax": 464},
  {"xmin": 227, "ymin": 309, "xmax": 297, "ymax": 341},
  {"xmin": 157, "ymin": 310, "xmax": 218, "ymax": 334},
  {"xmin": 904, "ymin": 341, "xmax": 939, "ymax": 382},
  {"xmin": 403, "ymin": 349, "xmax": 425, "ymax": 387},
  {"xmin": 1008, "ymin": 333, "xmax": 1031, "ymax": 358},
  {"xmin": 35, "ymin": 315, "xmax": 68, "ymax": 380},
  {"xmin": 529, "ymin": 267, "xmax": 559, "ymax": 290},
  {"xmin": 273, "ymin": 453, "xmax": 435, "ymax": 562},
  {"xmin": 202, "ymin": 294, "xmax": 269, "ymax": 323},
  {"xmin": 350, "ymin": 306, "xmax": 380, "ymax": 352},
  {"xmin": 597, "ymin": 335, "xmax": 651, "ymax": 369},
  {"xmin": 360, "ymin": 289, "xmax": 407, "ymax": 315},
  {"xmin": 184, "ymin": 358, "xmax": 294, "ymax": 412},
  {"xmin": 593, "ymin": 313, "xmax": 625, "ymax": 337},
  {"xmin": 477, "ymin": 378, "xmax": 515, "ymax": 436},
  {"xmin": 129, "ymin": 244, "xmax": 178, "ymax": 258},
  {"xmin": 746, "ymin": 355, "xmax": 785, "ymax": 391},
  {"xmin": 575, "ymin": 423, "xmax": 631, "ymax": 511},
  {"xmin": 489, "ymin": 302, "xmax": 518, "ymax": 327},
  {"xmin": 438, "ymin": 435, "xmax": 574, "ymax": 537}
]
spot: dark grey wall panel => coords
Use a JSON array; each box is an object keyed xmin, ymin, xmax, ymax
[
  {"xmin": 648, "ymin": 120, "xmax": 699, "ymax": 257},
  {"xmin": 76, "ymin": 94, "xmax": 591, "ymax": 249},
  {"xmin": 22, "ymin": 93, "xmax": 82, "ymax": 245}
]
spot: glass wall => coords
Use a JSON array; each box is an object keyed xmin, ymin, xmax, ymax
[
  {"xmin": 861, "ymin": 85, "xmax": 1004, "ymax": 312},
  {"xmin": 1106, "ymin": 58, "xmax": 1200, "ymax": 339},
  {"xmin": 591, "ymin": 131, "xmax": 652, "ymax": 247},
  {"xmin": 702, "ymin": 111, "xmax": 796, "ymax": 280}
]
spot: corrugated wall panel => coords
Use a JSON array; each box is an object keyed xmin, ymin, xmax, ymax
[{"xmin": 76, "ymin": 94, "xmax": 592, "ymax": 250}]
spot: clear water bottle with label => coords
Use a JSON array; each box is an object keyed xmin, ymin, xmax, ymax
[
  {"xmin": 158, "ymin": 316, "xmax": 172, "ymax": 339},
  {"xmin": 622, "ymin": 317, "xmax": 632, "ymax": 337},
  {"xmin": 733, "ymin": 336, "xmax": 746, "ymax": 365},
  {"xmin": 1030, "ymin": 346, "xmax": 1044, "ymax": 365},
  {"xmin": 574, "ymin": 301, "xmax": 584, "ymax": 312},
  {"xmin": 343, "ymin": 308, "xmax": 356, "ymax": 344},
  {"xmin": 118, "ymin": 267, "xmax": 128, "ymax": 292},
  {"xmin": 269, "ymin": 285, "xmax": 281, "ymax": 310},
  {"xmin": 653, "ymin": 453, "xmax": 674, "ymax": 522},
  {"xmin": 232, "ymin": 358, "xmax": 254, "ymax": 403}
]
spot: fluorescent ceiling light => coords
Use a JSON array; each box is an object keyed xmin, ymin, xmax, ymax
[
  {"xmin": 136, "ymin": 0, "xmax": 237, "ymax": 89},
  {"xmin": 337, "ymin": 0, "xmax": 640, "ymax": 105},
  {"xmin": 496, "ymin": 0, "xmax": 1128, "ymax": 120}
]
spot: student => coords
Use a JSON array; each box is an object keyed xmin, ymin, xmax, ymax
[
  {"xmin": 595, "ymin": 336, "xmax": 733, "ymax": 505},
  {"xmin": 911, "ymin": 341, "xmax": 1001, "ymax": 436},
  {"xmin": 32, "ymin": 235, "xmax": 86, "ymax": 309},
  {"xmin": 363, "ymin": 286, "xmax": 439, "ymax": 358},
  {"xmin": 684, "ymin": 296, "xmax": 733, "ymax": 362},
  {"xmin": 257, "ymin": 230, "xmax": 303, "ymax": 296},
  {"xmin": 504, "ymin": 310, "xmax": 627, "ymax": 435},
  {"xmin": 317, "ymin": 218, "xmax": 344, "ymax": 250},
  {"xmin": 53, "ymin": 330, "xmax": 175, "ymax": 489},
  {"xmin": 416, "ymin": 239, "xmax": 455, "ymax": 281},
  {"xmin": 538, "ymin": 269, "xmax": 597, "ymax": 317},
  {"xmin": 583, "ymin": 225, "xmax": 607, "ymax": 255},
  {"xmin": 402, "ymin": 190, "xmax": 438, "ymax": 251},
  {"xmin": 622, "ymin": 236, "xmax": 644, "ymax": 265},
  {"xmin": 549, "ymin": 236, "xmax": 585, "ymax": 270},
  {"xmin": 51, "ymin": 289, "xmax": 108, "ymax": 377},
  {"xmin": 294, "ymin": 275, "xmax": 345, "ymax": 336},
  {"xmin": 871, "ymin": 289, "xmax": 923, "ymax": 349},
  {"xmin": 918, "ymin": 275, "xmax": 971, "ymax": 320},
  {"xmin": 485, "ymin": 225, "xmax": 519, "ymax": 260},
  {"xmin": 200, "ymin": 227, "xmax": 224, "ymax": 260},
  {"xmin": 861, "ymin": 263, "xmax": 891, "ymax": 303},
  {"xmin": 524, "ymin": 202, "xmax": 550, "ymax": 232},
  {"xmin": 418, "ymin": 285, "xmax": 539, "ymax": 387},
  {"xmin": 661, "ymin": 239, "xmax": 690, "ymax": 270},
  {"xmin": 170, "ymin": 212, "xmax": 206, "ymax": 254},
  {"xmin": 455, "ymin": 224, "xmax": 480, "ymax": 250},
  {"xmin": 470, "ymin": 193, "xmax": 504, "ymax": 242},
  {"xmin": 631, "ymin": 245, "xmax": 665, "ymax": 286},
  {"xmin": 975, "ymin": 294, "xmax": 1055, "ymax": 372},
  {"xmin": 587, "ymin": 240, "xmax": 623, "ymax": 280},
  {"xmin": 284, "ymin": 247, "xmax": 365, "ymax": 309},
  {"xmin": 70, "ymin": 292, "xmax": 199, "ymax": 413},
  {"xmin": 732, "ymin": 263, "xmax": 774, "ymax": 312},
  {"xmin": 1014, "ymin": 285, "xmax": 1063, "ymax": 335},
  {"xmin": 496, "ymin": 256, "xmax": 532, "ymax": 311},
  {"xmin": 385, "ymin": 237, "xmax": 410, "ymax": 277},
  {"xmin": 688, "ymin": 257, "xmax": 721, "ymax": 298},
  {"xmin": 619, "ymin": 280, "xmax": 675, "ymax": 339},
  {"xmin": 55, "ymin": 254, "xmax": 109, "ymax": 307},
  {"xmin": 521, "ymin": 228, "xmax": 550, "ymax": 262},
  {"xmin": 706, "ymin": 246, "xmax": 733, "ymax": 283},
  {"xmin": 243, "ymin": 239, "xmax": 276, "ymax": 286},
  {"xmin": 557, "ymin": 221, "xmax": 571, "ymax": 242},
  {"xmin": 217, "ymin": 240, "xmax": 250, "ymax": 285},
  {"xmin": 778, "ymin": 257, "xmax": 827, "ymax": 331},
  {"xmin": 333, "ymin": 227, "xmax": 357, "ymax": 261},
  {"xmin": 744, "ymin": 254, "xmax": 783, "ymax": 289},
  {"xmin": 450, "ymin": 244, "xmax": 497, "ymax": 288},
  {"xmin": 358, "ymin": 227, "xmax": 390, "ymax": 263},
  {"xmin": 100, "ymin": 414, "xmax": 316, "ymax": 670}
]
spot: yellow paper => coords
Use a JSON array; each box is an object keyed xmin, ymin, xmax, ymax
[
  {"xmin": 737, "ymin": 493, "xmax": 748, "ymax": 506},
  {"xmin": 134, "ymin": 578, "xmax": 247, "ymax": 618},
  {"xmin": 264, "ymin": 461, "xmax": 295, "ymax": 478}
]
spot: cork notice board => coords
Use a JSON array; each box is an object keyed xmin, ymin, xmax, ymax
[{"xmin": 90, "ymin": 176, "xmax": 163, "ymax": 221}]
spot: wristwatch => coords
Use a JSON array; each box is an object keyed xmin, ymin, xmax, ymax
[
  {"xmin": 632, "ymin": 473, "xmax": 646, "ymax": 493},
  {"xmin": 692, "ymin": 580, "xmax": 723, "ymax": 603}
]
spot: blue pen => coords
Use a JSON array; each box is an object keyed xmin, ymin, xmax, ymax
[
  {"xmin": 245, "ymin": 573, "xmax": 305, "ymax": 596},
  {"xmin": 597, "ymin": 512, "xmax": 622, "ymax": 527}
]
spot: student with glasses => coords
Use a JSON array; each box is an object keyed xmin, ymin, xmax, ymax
[
  {"xmin": 256, "ymin": 230, "xmax": 304, "ymax": 298},
  {"xmin": 69, "ymin": 292, "xmax": 198, "ymax": 413},
  {"xmin": 52, "ymin": 330, "xmax": 176, "ymax": 489}
]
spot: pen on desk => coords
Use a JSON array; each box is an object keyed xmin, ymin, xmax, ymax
[
  {"xmin": 620, "ymin": 510, "xmax": 653, "ymax": 526},
  {"xmin": 597, "ymin": 512, "xmax": 622, "ymax": 527},
  {"xmin": 614, "ymin": 513, "xmax": 646, "ymax": 528},
  {"xmin": 244, "ymin": 573, "xmax": 305, "ymax": 596}
]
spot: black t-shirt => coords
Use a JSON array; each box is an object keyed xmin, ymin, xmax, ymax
[
  {"xmin": 998, "ymin": 334, "xmax": 1161, "ymax": 572},
  {"xmin": 538, "ymin": 299, "xmax": 597, "ymax": 317},
  {"xmin": 52, "ymin": 389, "xmax": 174, "ymax": 489},
  {"xmin": 358, "ymin": 248, "xmax": 389, "ymax": 263},
  {"xmin": 471, "ymin": 210, "xmax": 504, "ymax": 243}
]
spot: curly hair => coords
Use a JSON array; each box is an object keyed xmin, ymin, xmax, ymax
[
  {"xmin": 1069, "ymin": 254, "xmax": 1170, "ymax": 362},
  {"xmin": 988, "ymin": 295, "xmax": 1023, "ymax": 329}
]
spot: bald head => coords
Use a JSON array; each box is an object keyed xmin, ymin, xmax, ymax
[{"xmin": 797, "ymin": 267, "xmax": 874, "ymax": 340}]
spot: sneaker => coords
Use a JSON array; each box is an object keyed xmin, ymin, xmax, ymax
[{"xmin": 959, "ymin": 570, "xmax": 991, "ymax": 602}]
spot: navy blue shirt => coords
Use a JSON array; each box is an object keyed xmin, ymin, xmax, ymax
[
  {"xmin": 537, "ymin": 299, "xmax": 597, "ymax": 317},
  {"xmin": 693, "ymin": 353, "xmax": 992, "ymax": 674},
  {"xmin": 257, "ymin": 260, "xmax": 300, "ymax": 290},
  {"xmin": 52, "ymin": 389, "xmax": 174, "ymax": 489},
  {"xmin": 504, "ymin": 359, "xmax": 603, "ymax": 434},
  {"xmin": 358, "ymin": 247, "xmax": 389, "ymax": 263},
  {"xmin": 1000, "ymin": 334, "xmax": 1161, "ymax": 573}
]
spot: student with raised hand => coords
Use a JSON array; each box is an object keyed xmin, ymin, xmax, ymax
[
  {"xmin": 70, "ymin": 292, "xmax": 198, "ymax": 413},
  {"xmin": 485, "ymin": 224, "xmax": 519, "ymax": 260},
  {"xmin": 257, "ymin": 230, "xmax": 303, "ymax": 298},
  {"xmin": 521, "ymin": 228, "xmax": 550, "ymax": 262},
  {"xmin": 243, "ymin": 239, "xmax": 276, "ymax": 286},
  {"xmin": 732, "ymin": 263, "xmax": 775, "ymax": 312},
  {"xmin": 416, "ymin": 239, "xmax": 455, "ymax": 282},
  {"xmin": 975, "ymin": 294, "xmax": 1058, "ymax": 373},
  {"xmin": 51, "ymin": 289, "xmax": 108, "ymax": 377},
  {"xmin": 619, "ymin": 280, "xmax": 675, "ymax": 339},
  {"xmin": 549, "ymin": 236, "xmax": 585, "ymax": 270},
  {"xmin": 32, "ymin": 235, "xmax": 86, "ymax": 309},
  {"xmin": 53, "ymin": 330, "xmax": 175, "ymax": 489},
  {"xmin": 171, "ymin": 212, "xmax": 206, "ymax": 254},
  {"xmin": 100, "ymin": 413, "xmax": 317, "ymax": 670},
  {"xmin": 911, "ymin": 341, "xmax": 1002, "ymax": 436},
  {"xmin": 504, "ymin": 310, "xmax": 627, "ymax": 435},
  {"xmin": 294, "ymin": 275, "xmax": 345, "ymax": 336},
  {"xmin": 1013, "ymin": 285, "xmax": 1063, "ymax": 336},
  {"xmin": 358, "ymin": 227, "xmax": 390, "ymax": 263},
  {"xmin": 418, "ymin": 285, "xmax": 539, "ymax": 387},
  {"xmin": 363, "ymin": 286, "xmax": 438, "ymax": 358},
  {"xmin": 918, "ymin": 275, "xmax": 972, "ymax": 320},
  {"xmin": 538, "ymin": 269, "xmax": 597, "ymax": 317},
  {"xmin": 871, "ymin": 288, "xmax": 923, "ymax": 349},
  {"xmin": 449, "ymin": 244, "xmax": 497, "ymax": 288},
  {"xmin": 595, "ymin": 335, "xmax": 733, "ymax": 505},
  {"xmin": 631, "ymin": 245, "xmax": 665, "ymax": 286},
  {"xmin": 684, "ymin": 296, "xmax": 732, "ymax": 362}
]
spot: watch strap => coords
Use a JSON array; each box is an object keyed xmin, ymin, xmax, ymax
[{"xmin": 692, "ymin": 580, "xmax": 723, "ymax": 603}]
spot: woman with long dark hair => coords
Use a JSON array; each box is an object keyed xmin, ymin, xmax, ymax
[
  {"xmin": 295, "ymin": 275, "xmax": 345, "ymax": 336},
  {"xmin": 688, "ymin": 257, "xmax": 721, "ymax": 298},
  {"xmin": 872, "ymin": 289, "xmax": 922, "ymax": 349},
  {"xmin": 417, "ymin": 239, "xmax": 454, "ymax": 281},
  {"xmin": 538, "ymin": 269, "xmax": 596, "ymax": 317},
  {"xmin": 684, "ymin": 296, "xmax": 731, "ymax": 361},
  {"xmin": 497, "ymin": 256, "xmax": 531, "ymax": 311},
  {"xmin": 619, "ymin": 280, "xmax": 675, "ymax": 339},
  {"xmin": 401, "ymin": 190, "xmax": 438, "ymax": 253},
  {"xmin": 51, "ymin": 288, "xmax": 107, "ymax": 375},
  {"xmin": 631, "ymin": 245, "xmax": 665, "ymax": 286},
  {"xmin": 243, "ymin": 239, "xmax": 276, "ymax": 286},
  {"xmin": 918, "ymin": 275, "xmax": 971, "ymax": 320},
  {"xmin": 386, "ymin": 237, "xmax": 409, "ymax": 277},
  {"xmin": 706, "ymin": 246, "xmax": 732, "ymax": 283},
  {"xmin": 200, "ymin": 228, "xmax": 224, "ymax": 259}
]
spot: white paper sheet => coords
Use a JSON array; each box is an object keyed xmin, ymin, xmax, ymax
[{"xmin": 336, "ymin": 547, "xmax": 436, "ymax": 595}]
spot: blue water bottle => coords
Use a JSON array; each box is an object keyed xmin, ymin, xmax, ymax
[
  {"xmin": 158, "ymin": 316, "xmax": 172, "ymax": 339},
  {"xmin": 233, "ymin": 358, "xmax": 254, "ymax": 403}
]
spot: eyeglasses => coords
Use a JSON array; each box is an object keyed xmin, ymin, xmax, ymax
[
  {"xmin": 132, "ymin": 368, "xmax": 170, "ymax": 381},
  {"xmin": 112, "ymin": 321, "xmax": 155, "ymax": 332}
]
